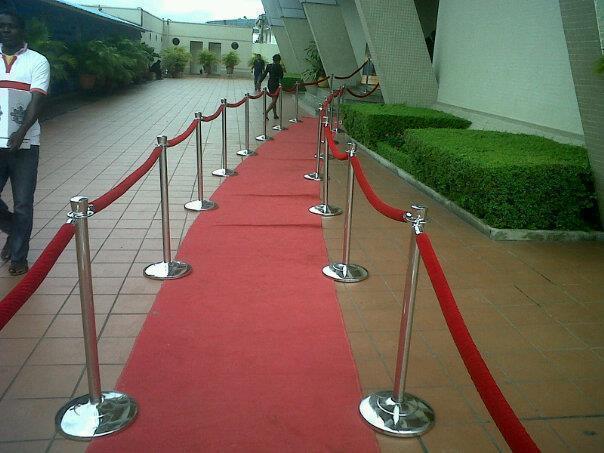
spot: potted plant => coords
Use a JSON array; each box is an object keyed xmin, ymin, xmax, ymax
[
  {"xmin": 303, "ymin": 41, "xmax": 327, "ymax": 86},
  {"xmin": 222, "ymin": 50, "xmax": 241, "ymax": 75},
  {"xmin": 596, "ymin": 55, "xmax": 604, "ymax": 75},
  {"xmin": 199, "ymin": 50, "xmax": 219, "ymax": 75},
  {"xmin": 161, "ymin": 46, "xmax": 191, "ymax": 78},
  {"xmin": 70, "ymin": 40, "xmax": 134, "ymax": 91}
]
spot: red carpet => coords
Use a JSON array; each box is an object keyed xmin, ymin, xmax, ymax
[{"xmin": 88, "ymin": 118, "xmax": 379, "ymax": 452}]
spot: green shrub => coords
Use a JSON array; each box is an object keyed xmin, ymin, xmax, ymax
[
  {"xmin": 342, "ymin": 103, "xmax": 471, "ymax": 149},
  {"xmin": 395, "ymin": 129, "xmax": 601, "ymax": 231},
  {"xmin": 282, "ymin": 73, "xmax": 305, "ymax": 91},
  {"xmin": 26, "ymin": 19, "xmax": 76, "ymax": 84},
  {"xmin": 161, "ymin": 46, "xmax": 191, "ymax": 77}
]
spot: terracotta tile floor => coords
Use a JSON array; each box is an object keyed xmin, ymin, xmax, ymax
[{"xmin": 0, "ymin": 77, "xmax": 602, "ymax": 452}]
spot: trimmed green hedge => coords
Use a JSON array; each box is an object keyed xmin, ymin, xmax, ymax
[
  {"xmin": 342, "ymin": 103, "xmax": 471, "ymax": 149},
  {"xmin": 282, "ymin": 73, "xmax": 305, "ymax": 91},
  {"xmin": 389, "ymin": 129, "xmax": 601, "ymax": 231}
]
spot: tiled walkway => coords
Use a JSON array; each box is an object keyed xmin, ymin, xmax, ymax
[{"xmin": 0, "ymin": 77, "xmax": 602, "ymax": 452}]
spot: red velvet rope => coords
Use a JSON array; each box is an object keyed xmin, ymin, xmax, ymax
[
  {"xmin": 324, "ymin": 126, "xmax": 348, "ymax": 161},
  {"xmin": 0, "ymin": 223, "xmax": 75, "ymax": 331},
  {"xmin": 301, "ymin": 76, "xmax": 329, "ymax": 87},
  {"xmin": 167, "ymin": 118, "xmax": 200, "ymax": 147},
  {"xmin": 416, "ymin": 233, "xmax": 540, "ymax": 453},
  {"xmin": 334, "ymin": 60, "xmax": 368, "ymax": 80},
  {"xmin": 248, "ymin": 92, "xmax": 264, "ymax": 100},
  {"xmin": 202, "ymin": 104, "xmax": 225, "ymax": 122},
  {"xmin": 226, "ymin": 97, "xmax": 247, "ymax": 108},
  {"xmin": 284, "ymin": 85, "xmax": 297, "ymax": 93},
  {"xmin": 346, "ymin": 83, "xmax": 380, "ymax": 98},
  {"xmin": 91, "ymin": 145, "xmax": 163, "ymax": 212},
  {"xmin": 350, "ymin": 156, "xmax": 408, "ymax": 221}
]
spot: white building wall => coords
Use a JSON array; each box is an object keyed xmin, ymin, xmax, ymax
[
  {"xmin": 434, "ymin": 0, "xmax": 583, "ymax": 137},
  {"xmin": 167, "ymin": 22, "xmax": 254, "ymax": 76}
]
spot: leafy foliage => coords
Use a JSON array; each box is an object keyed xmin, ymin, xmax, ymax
[
  {"xmin": 596, "ymin": 55, "xmax": 604, "ymax": 75},
  {"xmin": 222, "ymin": 50, "xmax": 241, "ymax": 68},
  {"xmin": 26, "ymin": 18, "xmax": 76, "ymax": 83},
  {"xmin": 282, "ymin": 73, "xmax": 305, "ymax": 91},
  {"xmin": 198, "ymin": 50, "xmax": 219, "ymax": 67},
  {"xmin": 342, "ymin": 103, "xmax": 471, "ymax": 149},
  {"xmin": 161, "ymin": 46, "xmax": 191, "ymax": 77},
  {"xmin": 385, "ymin": 129, "xmax": 601, "ymax": 230},
  {"xmin": 302, "ymin": 41, "xmax": 325, "ymax": 82}
]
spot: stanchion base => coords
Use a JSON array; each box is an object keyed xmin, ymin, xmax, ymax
[
  {"xmin": 304, "ymin": 172, "xmax": 322, "ymax": 181},
  {"xmin": 323, "ymin": 263, "xmax": 369, "ymax": 283},
  {"xmin": 144, "ymin": 261, "xmax": 192, "ymax": 280},
  {"xmin": 212, "ymin": 168, "xmax": 238, "ymax": 177},
  {"xmin": 184, "ymin": 199, "xmax": 217, "ymax": 212},
  {"xmin": 255, "ymin": 134, "xmax": 272, "ymax": 141},
  {"xmin": 237, "ymin": 149, "xmax": 256, "ymax": 156},
  {"xmin": 359, "ymin": 391, "xmax": 434, "ymax": 437},
  {"xmin": 56, "ymin": 391, "xmax": 137, "ymax": 440},
  {"xmin": 309, "ymin": 204, "xmax": 342, "ymax": 217},
  {"xmin": 272, "ymin": 125, "xmax": 288, "ymax": 131},
  {"xmin": 288, "ymin": 118, "xmax": 301, "ymax": 123}
]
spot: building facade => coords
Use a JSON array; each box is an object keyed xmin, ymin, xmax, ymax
[
  {"xmin": 261, "ymin": 0, "xmax": 604, "ymax": 222},
  {"xmin": 87, "ymin": 6, "xmax": 279, "ymax": 77}
]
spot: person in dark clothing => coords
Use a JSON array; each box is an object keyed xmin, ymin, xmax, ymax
[
  {"xmin": 259, "ymin": 54, "xmax": 283, "ymax": 119},
  {"xmin": 252, "ymin": 54, "xmax": 265, "ymax": 91},
  {"xmin": 150, "ymin": 59, "xmax": 162, "ymax": 79}
]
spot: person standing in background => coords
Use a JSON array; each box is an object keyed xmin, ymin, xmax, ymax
[
  {"xmin": 0, "ymin": 9, "xmax": 50, "ymax": 275},
  {"xmin": 252, "ymin": 54, "xmax": 265, "ymax": 92},
  {"xmin": 259, "ymin": 54, "xmax": 283, "ymax": 119}
]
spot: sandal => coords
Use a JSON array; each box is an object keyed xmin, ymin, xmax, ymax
[{"xmin": 9, "ymin": 262, "xmax": 28, "ymax": 276}]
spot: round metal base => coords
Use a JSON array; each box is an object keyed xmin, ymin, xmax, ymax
[
  {"xmin": 288, "ymin": 118, "xmax": 301, "ymax": 123},
  {"xmin": 237, "ymin": 149, "xmax": 256, "ymax": 157},
  {"xmin": 272, "ymin": 125, "xmax": 288, "ymax": 131},
  {"xmin": 184, "ymin": 199, "xmax": 217, "ymax": 212},
  {"xmin": 56, "ymin": 391, "xmax": 138, "ymax": 441},
  {"xmin": 359, "ymin": 391, "xmax": 434, "ymax": 438},
  {"xmin": 143, "ymin": 261, "xmax": 192, "ymax": 280},
  {"xmin": 255, "ymin": 134, "xmax": 272, "ymax": 141},
  {"xmin": 304, "ymin": 172, "xmax": 322, "ymax": 181},
  {"xmin": 309, "ymin": 204, "xmax": 342, "ymax": 217},
  {"xmin": 323, "ymin": 263, "xmax": 369, "ymax": 283},
  {"xmin": 212, "ymin": 168, "xmax": 238, "ymax": 177}
]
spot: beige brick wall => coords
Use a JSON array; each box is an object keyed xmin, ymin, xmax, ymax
[
  {"xmin": 354, "ymin": 0, "xmax": 438, "ymax": 106},
  {"xmin": 559, "ymin": 0, "xmax": 604, "ymax": 222}
]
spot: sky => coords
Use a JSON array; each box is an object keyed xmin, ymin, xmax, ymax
[{"xmin": 82, "ymin": 0, "xmax": 265, "ymax": 22}]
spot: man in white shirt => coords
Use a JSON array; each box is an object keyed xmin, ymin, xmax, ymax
[{"xmin": 0, "ymin": 10, "xmax": 50, "ymax": 275}]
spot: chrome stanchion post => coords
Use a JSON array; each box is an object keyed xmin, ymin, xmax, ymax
[
  {"xmin": 289, "ymin": 81, "xmax": 301, "ymax": 123},
  {"xmin": 144, "ymin": 136, "xmax": 192, "ymax": 280},
  {"xmin": 272, "ymin": 84, "xmax": 287, "ymax": 131},
  {"xmin": 309, "ymin": 123, "xmax": 342, "ymax": 217},
  {"xmin": 185, "ymin": 113, "xmax": 217, "ymax": 211},
  {"xmin": 212, "ymin": 99, "xmax": 237, "ymax": 177},
  {"xmin": 330, "ymin": 73, "xmax": 335, "ymax": 90},
  {"xmin": 359, "ymin": 205, "xmax": 434, "ymax": 437},
  {"xmin": 322, "ymin": 143, "xmax": 368, "ymax": 282},
  {"xmin": 255, "ymin": 87, "xmax": 271, "ymax": 141},
  {"xmin": 304, "ymin": 108, "xmax": 326, "ymax": 181},
  {"xmin": 335, "ymin": 89, "xmax": 343, "ymax": 133},
  {"xmin": 56, "ymin": 196, "xmax": 137, "ymax": 440},
  {"xmin": 237, "ymin": 94, "xmax": 255, "ymax": 156}
]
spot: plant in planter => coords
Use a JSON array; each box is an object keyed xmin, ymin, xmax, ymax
[
  {"xmin": 222, "ymin": 51, "xmax": 241, "ymax": 75},
  {"xmin": 302, "ymin": 41, "xmax": 326, "ymax": 85},
  {"xmin": 110, "ymin": 39, "xmax": 157, "ymax": 83},
  {"xmin": 161, "ymin": 46, "xmax": 191, "ymax": 78},
  {"xmin": 199, "ymin": 50, "xmax": 219, "ymax": 75},
  {"xmin": 26, "ymin": 19, "xmax": 76, "ymax": 87},
  {"xmin": 70, "ymin": 40, "xmax": 135, "ymax": 91}
]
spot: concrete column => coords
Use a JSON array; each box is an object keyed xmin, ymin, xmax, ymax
[
  {"xmin": 354, "ymin": 0, "xmax": 438, "ymax": 106},
  {"xmin": 559, "ymin": 0, "xmax": 604, "ymax": 223},
  {"xmin": 282, "ymin": 17, "xmax": 315, "ymax": 76},
  {"xmin": 301, "ymin": 1, "xmax": 361, "ymax": 85},
  {"xmin": 272, "ymin": 25, "xmax": 302, "ymax": 73},
  {"xmin": 338, "ymin": 0, "xmax": 367, "ymax": 67}
]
